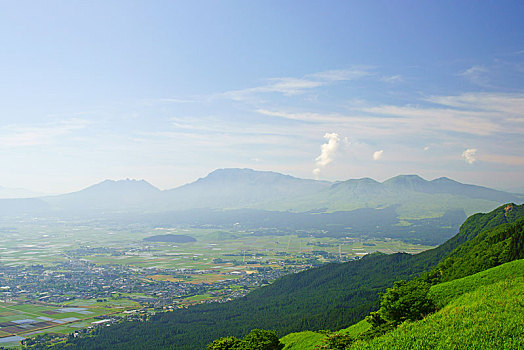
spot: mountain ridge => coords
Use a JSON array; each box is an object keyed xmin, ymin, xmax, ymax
[{"xmin": 0, "ymin": 169, "xmax": 522, "ymax": 223}]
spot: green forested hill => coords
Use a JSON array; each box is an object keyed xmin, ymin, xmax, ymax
[
  {"xmin": 426, "ymin": 209, "xmax": 524, "ymax": 283},
  {"xmin": 59, "ymin": 204, "xmax": 524, "ymax": 350}
]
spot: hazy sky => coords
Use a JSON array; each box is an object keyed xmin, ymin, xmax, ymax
[{"xmin": 1, "ymin": 1, "xmax": 523, "ymax": 193}]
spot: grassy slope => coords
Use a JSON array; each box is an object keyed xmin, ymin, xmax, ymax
[
  {"xmin": 338, "ymin": 320, "xmax": 372, "ymax": 337},
  {"xmin": 349, "ymin": 273, "xmax": 523, "ymax": 349},
  {"xmin": 282, "ymin": 260, "xmax": 524, "ymax": 350},
  {"xmin": 428, "ymin": 259, "xmax": 524, "ymax": 308},
  {"xmin": 280, "ymin": 331, "xmax": 326, "ymax": 350},
  {"xmin": 281, "ymin": 321, "xmax": 371, "ymax": 350}
]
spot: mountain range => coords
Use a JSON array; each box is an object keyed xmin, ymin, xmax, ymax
[
  {"xmin": 0, "ymin": 168, "xmax": 522, "ymax": 245},
  {"xmin": 2, "ymin": 168, "xmax": 520, "ymax": 214}
]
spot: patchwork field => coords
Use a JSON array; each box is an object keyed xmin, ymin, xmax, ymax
[
  {"xmin": 0, "ymin": 301, "xmax": 120, "ymax": 347},
  {"xmin": 0, "ymin": 220, "xmax": 433, "ymax": 271}
]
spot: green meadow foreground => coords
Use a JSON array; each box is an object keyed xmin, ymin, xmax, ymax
[{"xmin": 281, "ymin": 259, "xmax": 524, "ymax": 349}]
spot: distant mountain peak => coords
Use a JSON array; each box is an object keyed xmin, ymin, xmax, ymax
[
  {"xmin": 382, "ymin": 174, "xmax": 429, "ymax": 192},
  {"xmin": 195, "ymin": 168, "xmax": 312, "ymax": 185},
  {"xmin": 384, "ymin": 174, "xmax": 427, "ymax": 183},
  {"xmin": 77, "ymin": 178, "xmax": 161, "ymax": 194},
  {"xmin": 100, "ymin": 178, "xmax": 150, "ymax": 184},
  {"xmin": 206, "ymin": 168, "xmax": 295, "ymax": 178},
  {"xmin": 431, "ymin": 177, "xmax": 458, "ymax": 183}
]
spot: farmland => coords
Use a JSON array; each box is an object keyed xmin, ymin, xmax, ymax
[{"xmin": 0, "ymin": 219, "xmax": 432, "ymax": 268}]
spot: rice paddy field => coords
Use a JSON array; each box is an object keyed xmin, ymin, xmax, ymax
[
  {"xmin": 0, "ymin": 301, "xmax": 119, "ymax": 348},
  {"xmin": 0, "ymin": 219, "xmax": 434, "ymax": 270}
]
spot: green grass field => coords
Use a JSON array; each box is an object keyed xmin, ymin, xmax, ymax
[
  {"xmin": 280, "ymin": 260, "xmax": 524, "ymax": 350},
  {"xmin": 349, "ymin": 275, "xmax": 523, "ymax": 349},
  {"xmin": 428, "ymin": 259, "xmax": 524, "ymax": 309},
  {"xmin": 281, "ymin": 331, "xmax": 326, "ymax": 350}
]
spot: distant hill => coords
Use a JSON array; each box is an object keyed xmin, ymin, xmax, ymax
[
  {"xmin": 143, "ymin": 234, "xmax": 196, "ymax": 243},
  {"xmin": 5, "ymin": 170, "xmax": 520, "ymax": 218},
  {"xmin": 157, "ymin": 171, "xmax": 521, "ymax": 217},
  {"xmin": 267, "ymin": 174, "xmax": 522, "ymax": 219},
  {"xmin": 158, "ymin": 168, "xmax": 331, "ymax": 210},
  {"xmin": 505, "ymin": 185, "xmax": 524, "ymax": 195},
  {"xmin": 43, "ymin": 179, "xmax": 161, "ymax": 213}
]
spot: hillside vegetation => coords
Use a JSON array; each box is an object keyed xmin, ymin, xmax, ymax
[
  {"xmin": 349, "ymin": 263, "xmax": 524, "ymax": 349},
  {"xmin": 55, "ymin": 204, "xmax": 524, "ymax": 349},
  {"xmin": 428, "ymin": 259, "xmax": 524, "ymax": 309},
  {"xmin": 281, "ymin": 259, "xmax": 524, "ymax": 350}
]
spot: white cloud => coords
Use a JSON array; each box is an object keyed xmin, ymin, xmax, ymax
[
  {"xmin": 307, "ymin": 68, "xmax": 370, "ymax": 82},
  {"xmin": 382, "ymin": 75, "xmax": 403, "ymax": 83},
  {"xmin": 256, "ymin": 92, "xmax": 524, "ymax": 139},
  {"xmin": 222, "ymin": 68, "xmax": 371, "ymax": 100},
  {"xmin": 360, "ymin": 92, "xmax": 524, "ymax": 136},
  {"xmin": 0, "ymin": 119, "xmax": 90, "ymax": 147},
  {"xmin": 262, "ymin": 77, "xmax": 325, "ymax": 95},
  {"xmin": 222, "ymin": 78, "xmax": 322, "ymax": 100},
  {"xmin": 480, "ymin": 154, "xmax": 524, "ymax": 166},
  {"xmin": 256, "ymin": 109, "xmax": 347, "ymax": 124},
  {"xmin": 459, "ymin": 65, "xmax": 488, "ymax": 85},
  {"xmin": 424, "ymin": 146, "xmax": 429, "ymax": 151},
  {"xmin": 462, "ymin": 148, "xmax": 477, "ymax": 164},
  {"xmin": 373, "ymin": 150, "xmax": 384, "ymax": 160},
  {"xmin": 313, "ymin": 133, "xmax": 340, "ymax": 177},
  {"xmin": 426, "ymin": 92, "xmax": 524, "ymax": 116}
]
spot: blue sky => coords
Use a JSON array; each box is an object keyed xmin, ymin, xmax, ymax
[{"xmin": 0, "ymin": 1, "xmax": 523, "ymax": 193}]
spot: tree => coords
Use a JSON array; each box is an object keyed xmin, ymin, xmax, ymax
[
  {"xmin": 379, "ymin": 280, "xmax": 435, "ymax": 325},
  {"xmin": 241, "ymin": 329, "xmax": 284, "ymax": 350},
  {"xmin": 317, "ymin": 332, "xmax": 353, "ymax": 350},
  {"xmin": 208, "ymin": 330, "xmax": 284, "ymax": 350},
  {"xmin": 207, "ymin": 336, "xmax": 242, "ymax": 350}
]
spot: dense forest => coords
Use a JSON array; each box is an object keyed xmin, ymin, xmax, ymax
[{"xmin": 51, "ymin": 203, "xmax": 523, "ymax": 349}]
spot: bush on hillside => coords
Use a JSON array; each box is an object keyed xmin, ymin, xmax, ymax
[
  {"xmin": 317, "ymin": 332, "xmax": 354, "ymax": 349},
  {"xmin": 208, "ymin": 330, "xmax": 283, "ymax": 350},
  {"xmin": 360, "ymin": 279, "xmax": 435, "ymax": 341}
]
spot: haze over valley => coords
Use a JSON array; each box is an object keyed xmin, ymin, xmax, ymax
[{"xmin": 1, "ymin": 1, "xmax": 523, "ymax": 349}]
